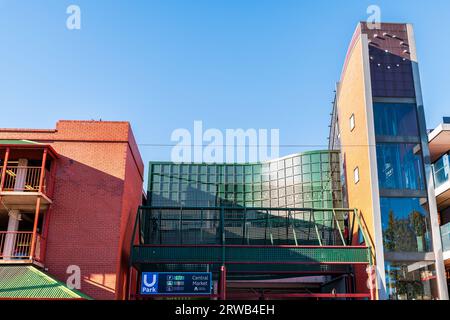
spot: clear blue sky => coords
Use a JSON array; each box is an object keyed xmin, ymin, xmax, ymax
[{"xmin": 1, "ymin": 0, "xmax": 450, "ymax": 169}]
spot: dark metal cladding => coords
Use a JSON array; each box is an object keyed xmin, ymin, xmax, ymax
[{"xmin": 361, "ymin": 23, "xmax": 416, "ymax": 98}]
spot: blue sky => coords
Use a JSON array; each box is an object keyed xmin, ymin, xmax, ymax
[{"xmin": 1, "ymin": 0, "xmax": 450, "ymax": 169}]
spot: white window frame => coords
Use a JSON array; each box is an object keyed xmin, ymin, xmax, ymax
[
  {"xmin": 350, "ymin": 113, "xmax": 355, "ymax": 132},
  {"xmin": 354, "ymin": 167, "xmax": 360, "ymax": 184}
]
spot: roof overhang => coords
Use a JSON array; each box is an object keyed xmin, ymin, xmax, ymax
[
  {"xmin": 428, "ymin": 123, "xmax": 450, "ymax": 163},
  {"xmin": 0, "ymin": 140, "xmax": 59, "ymax": 159}
]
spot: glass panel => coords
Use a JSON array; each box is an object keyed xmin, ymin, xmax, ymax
[
  {"xmin": 148, "ymin": 152, "xmax": 340, "ymax": 220},
  {"xmin": 433, "ymin": 152, "xmax": 449, "ymax": 188},
  {"xmin": 285, "ymin": 158, "xmax": 293, "ymax": 167},
  {"xmin": 311, "ymin": 153, "xmax": 320, "ymax": 163},
  {"xmin": 385, "ymin": 262, "xmax": 438, "ymax": 300},
  {"xmin": 380, "ymin": 197, "xmax": 431, "ymax": 253},
  {"xmin": 321, "ymin": 152, "xmax": 330, "ymax": 162},
  {"xmin": 376, "ymin": 144, "xmax": 424, "ymax": 191},
  {"xmin": 373, "ymin": 103, "xmax": 419, "ymax": 137},
  {"xmin": 441, "ymin": 222, "xmax": 450, "ymax": 252},
  {"xmin": 302, "ymin": 155, "xmax": 310, "ymax": 164}
]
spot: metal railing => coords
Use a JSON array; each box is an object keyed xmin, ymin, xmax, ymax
[
  {"xmin": 136, "ymin": 206, "xmax": 357, "ymax": 247},
  {"xmin": 0, "ymin": 231, "xmax": 33, "ymax": 260},
  {"xmin": 130, "ymin": 206, "xmax": 372, "ymax": 269},
  {"xmin": 0, "ymin": 166, "xmax": 47, "ymax": 192},
  {"xmin": 441, "ymin": 222, "xmax": 450, "ymax": 252}
]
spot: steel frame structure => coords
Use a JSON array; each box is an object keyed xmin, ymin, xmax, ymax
[{"xmin": 130, "ymin": 205, "xmax": 374, "ymax": 300}]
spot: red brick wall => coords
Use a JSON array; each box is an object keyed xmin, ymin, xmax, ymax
[
  {"xmin": 115, "ymin": 130, "xmax": 145, "ymax": 300},
  {"xmin": 0, "ymin": 120, "xmax": 144, "ymax": 300}
]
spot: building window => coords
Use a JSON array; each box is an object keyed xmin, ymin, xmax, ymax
[
  {"xmin": 350, "ymin": 114, "xmax": 355, "ymax": 131},
  {"xmin": 385, "ymin": 262, "xmax": 438, "ymax": 300},
  {"xmin": 373, "ymin": 103, "xmax": 419, "ymax": 137},
  {"xmin": 380, "ymin": 197, "xmax": 431, "ymax": 253},
  {"xmin": 376, "ymin": 144, "xmax": 425, "ymax": 191},
  {"xmin": 354, "ymin": 167, "xmax": 360, "ymax": 184},
  {"xmin": 432, "ymin": 152, "xmax": 450, "ymax": 189}
]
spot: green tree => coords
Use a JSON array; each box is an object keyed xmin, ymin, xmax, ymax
[{"xmin": 384, "ymin": 210, "xmax": 396, "ymax": 251}]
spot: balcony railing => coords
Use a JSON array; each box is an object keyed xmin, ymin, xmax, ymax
[
  {"xmin": 0, "ymin": 166, "xmax": 49, "ymax": 193},
  {"xmin": 433, "ymin": 153, "xmax": 450, "ymax": 189},
  {"xmin": 441, "ymin": 222, "xmax": 450, "ymax": 253},
  {"xmin": 0, "ymin": 231, "xmax": 33, "ymax": 260}
]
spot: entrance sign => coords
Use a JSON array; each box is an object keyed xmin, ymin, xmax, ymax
[{"xmin": 140, "ymin": 272, "xmax": 212, "ymax": 295}]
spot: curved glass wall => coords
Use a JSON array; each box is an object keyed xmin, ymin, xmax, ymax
[
  {"xmin": 145, "ymin": 151, "xmax": 346, "ymax": 247},
  {"xmin": 148, "ymin": 151, "xmax": 342, "ymax": 209}
]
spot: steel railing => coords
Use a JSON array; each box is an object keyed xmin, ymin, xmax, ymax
[
  {"xmin": 135, "ymin": 206, "xmax": 356, "ymax": 247},
  {"xmin": 0, "ymin": 231, "xmax": 33, "ymax": 260},
  {"xmin": 0, "ymin": 166, "xmax": 47, "ymax": 192}
]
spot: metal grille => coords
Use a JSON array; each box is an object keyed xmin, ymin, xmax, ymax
[{"xmin": 132, "ymin": 245, "xmax": 370, "ymax": 265}]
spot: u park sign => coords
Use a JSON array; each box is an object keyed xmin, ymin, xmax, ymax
[{"xmin": 140, "ymin": 272, "xmax": 213, "ymax": 296}]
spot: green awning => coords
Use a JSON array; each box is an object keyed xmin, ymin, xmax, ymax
[
  {"xmin": 0, "ymin": 265, "xmax": 92, "ymax": 299},
  {"xmin": 0, "ymin": 139, "xmax": 42, "ymax": 145}
]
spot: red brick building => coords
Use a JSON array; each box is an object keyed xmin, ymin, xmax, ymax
[{"xmin": 0, "ymin": 120, "xmax": 144, "ymax": 300}]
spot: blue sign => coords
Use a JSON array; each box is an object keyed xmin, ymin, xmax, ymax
[{"xmin": 140, "ymin": 272, "xmax": 212, "ymax": 295}]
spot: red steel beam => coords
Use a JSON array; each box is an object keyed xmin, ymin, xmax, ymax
[
  {"xmin": 0, "ymin": 147, "xmax": 10, "ymax": 191},
  {"xmin": 29, "ymin": 148, "xmax": 47, "ymax": 260},
  {"xmin": 136, "ymin": 244, "xmax": 368, "ymax": 249},
  {"xmin": 226, "ymin": 293, "xmax": 371, "ymax": 299},
  {"xmin": 133, "ymin": 261, "xmax": 369, "ymax": 265}
]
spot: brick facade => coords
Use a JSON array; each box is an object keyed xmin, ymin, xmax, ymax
[{"xmin": 0, "ymin": 120, "xmax": 144, "ymax": 299}]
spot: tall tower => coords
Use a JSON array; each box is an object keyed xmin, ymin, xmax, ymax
[{"xmin": 330, "ymin": 22, "xmax": 449, "ymax": 300}]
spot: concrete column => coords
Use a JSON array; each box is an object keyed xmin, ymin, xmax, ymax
[
  {"xmin": 14, "ymin": 159, "xmax": 28, "ymax": 191},
  {"xmin": 2, "ymin": 210, "xmax": 21, "ymax": 259}
]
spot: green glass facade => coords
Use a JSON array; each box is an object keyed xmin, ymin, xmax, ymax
[
  {"xmin": 148, "ymin": 150, "xmax": 342, "ymax": 210},
  {"xmin": 132, "ymin": 150, "xmax": 370, "ymax": 277}
]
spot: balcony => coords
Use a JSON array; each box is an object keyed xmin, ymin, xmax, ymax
[
  {"xmin": 0, "ymin": 142, "xmax": 58, "ymax": 210},
  {"xmin": 432, "ymin": 152, "xmax": 450, "ymax": 210},
  {"xmin": 0, "ymin": 231, "xmax": 43, "ymax": 264},
  {"xmin": 0, "ymin": 166, "xmax": 53, "ymax": 210},
  {"xmin": 0, "ymin": 141, "xmax": 58, "ymax": 265}
]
